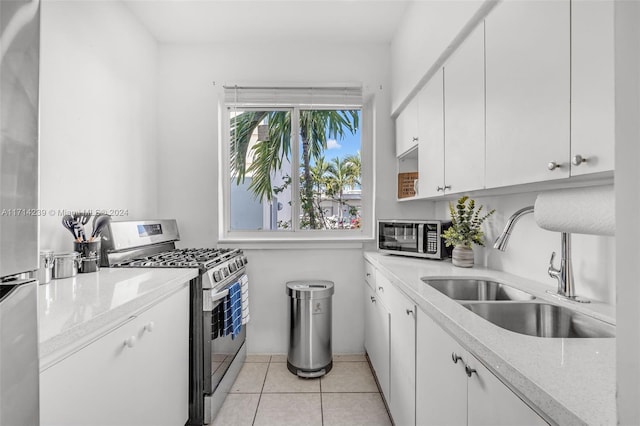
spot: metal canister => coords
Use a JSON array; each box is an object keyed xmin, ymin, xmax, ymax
[
  {"xmin": 52, "ymin": 252, "xmax": 81, "ymax": 279},
  {"xmin": 38, "ymin": 249, "xmax": 54, "ymax": 284}
]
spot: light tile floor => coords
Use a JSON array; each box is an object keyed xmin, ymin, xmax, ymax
[{"xmin": 213, "ymin": 354, "xmax": 392, "ymax": 426}]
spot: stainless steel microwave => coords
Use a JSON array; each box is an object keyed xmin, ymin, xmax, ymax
[{"xmin": 377, "ymin": 220, "xmax": 452, "ymax": 259}]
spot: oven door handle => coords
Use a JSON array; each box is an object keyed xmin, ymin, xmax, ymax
[
  {"xmin": 211, "ymin": 289, "xmax": 229, "ymax": 302},
  {"xmin": 203, "ymin": 288, "xmax": 230, "ymax": 312}
]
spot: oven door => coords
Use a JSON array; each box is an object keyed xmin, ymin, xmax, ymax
[{"xmin": 203, "ymin": 280, "xmax": 246, "ymax": 395}]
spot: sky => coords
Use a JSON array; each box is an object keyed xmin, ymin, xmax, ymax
[{"xmin": 308, "ymin": 110, "xmax": 362, "ymax": 165}]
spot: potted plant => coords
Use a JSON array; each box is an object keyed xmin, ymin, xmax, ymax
[{"xmin": 442, "ymin": 196, "xmax": 495, "ymax": 267}]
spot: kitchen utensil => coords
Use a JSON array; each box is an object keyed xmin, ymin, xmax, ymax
[
  {"xmin": 52, "ymin": 252, "xmax": 81, "ymax": 279},
  {"xmin": 91, "ymin": 214, "xmax": 111, "ymax": 240},
  {"xmin": 71, "ymin": 211, "xmax": 89, "ymax": 241},
  {"xmin": 62, "ymin": 215, "xmax": 79, "ymax": 241}
]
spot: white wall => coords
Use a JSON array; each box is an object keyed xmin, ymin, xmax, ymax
[
  {"xmin": 390, "ymin": 0, "xmax": 482, "ymax": 113},
  {"xmin": 615, "ymin": 1, "xmax": 640, "ymax": 423},
  {"xmin": 155, "ymin": 40, "xmax": 435, "ymax": 353},
  {"xmin": 39, "ymin": 1, "xmax": 159, "ymax": 252}
]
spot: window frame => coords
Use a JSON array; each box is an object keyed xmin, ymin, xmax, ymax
[{"xmin": 218, "ymin": 93, "xmax": 375, "ymax": 243}]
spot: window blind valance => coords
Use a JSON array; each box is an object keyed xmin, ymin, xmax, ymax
[{"xmin": 223, "ymin": 85, "xmax": 363, "ymax": 109}]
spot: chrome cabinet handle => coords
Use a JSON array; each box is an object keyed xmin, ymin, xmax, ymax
[
  {"xmin": 465, "ymin": 365, "xmax": 477, "ymax": 377},
  {"xmin": 547, "ymin": 161, "xmax": 561, "ymax": 170},
  {"xmin": 572, "ymin": 155, "xmax": 587, "ymax": 166},
  {"xmin": 444, "ymin": 185, "xmax": 451, "ymax": 190},
  {"xmin": 124, "ymin": 336, "xmax": 137, "ymax": 348},
  {"xmin": 378, "ymin": 286, "xmax": 384, "ymax": 292},
  {"xmin": 366, "ymin": 273, "xmax": 371, "ymax": 277},
  {"xmin": 405, "ymin": 308, "xmax": 414, "ymax": 316},
  {"xmin": 412, "ymin": 136, "xmax": 419, "ymax": 142},
  {"xmin": 436, "ymin": 186, "xmax": 444, "ymax": 192},
  {"xmin": 451, "ymin": 353, "xmax": 463, "ymax": 364},
  {"xmin": 144, "ymin": 321, "xmax": 155, "ymax": 332},
  {"xmin": 370, "ymin": 296, "xmax": 376, "ymax": 303}
]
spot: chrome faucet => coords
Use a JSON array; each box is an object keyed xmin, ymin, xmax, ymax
[
  {"xmin": 493, "ymin": 206, "xmax": 534, "ymax": 251},
  {"xmin": 547, "ymin": 232, "xmax": 589, "ymax": 303},
  {"xmin": 494, "ymin": 205, "xmax": 590, "ymax": 303}
]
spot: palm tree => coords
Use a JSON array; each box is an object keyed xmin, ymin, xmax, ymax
[
  {"xmin": 230, "ymin": 109, "xmax": 358, "ymax": 229},
  {"xmin": 325, "ymin": 156, "xmax": 360, "ymax": 228},
  {"xmin": 343, "ymin": 152, "xmax": 362, "ymax": 190}
]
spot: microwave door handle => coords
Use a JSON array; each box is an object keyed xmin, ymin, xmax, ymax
[{"xmin": 417, "ymin": 224, "xmax": 424, "ymax": 253}]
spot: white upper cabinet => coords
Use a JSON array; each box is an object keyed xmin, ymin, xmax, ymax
[
  {"xmin": 485, "ymin": 0, "xmax": 571, "ymax": 187},
  {"xmin": 570, "ymin": 0, "xmax": 614, "ymax": 176},
  {"xmin": 444, "ymin": 22, "xmax": 486, "ymax": 194},
  {"xmin": 417, "ymin": 68, "xmax": 445, "ymax": 198},
  {"xmin": 395, "ymin": 97, "xmax": 419, "ymax": 157}
]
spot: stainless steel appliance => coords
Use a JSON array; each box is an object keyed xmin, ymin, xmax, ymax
[
  {"xmin": 101, "ymin": 219, "xmax": 248, "ymax": 425},
  {"xmin": 378, "ymin": 219, "xmax": 452, "ymax": 259},
  {"xmin": 0, "ymin": 0, "xmax": 41, "ymax": 424}
]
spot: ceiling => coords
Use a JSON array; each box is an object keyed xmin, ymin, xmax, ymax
[{"xmin": 122, "ymin": 0, "xmax": 411, "ymax": 44}]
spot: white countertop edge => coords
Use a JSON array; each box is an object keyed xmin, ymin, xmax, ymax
[
  {"xmin": 364, "ymin": 251, "xmax": 615, "ymax": 426},
  {"xmin": 39, "ymin": 268, "xmax": 198, "ymax": 371}
]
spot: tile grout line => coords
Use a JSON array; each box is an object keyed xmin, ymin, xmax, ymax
[{"xmin": 251, "ymin": 356, "xmax": 272, "ymax": 426}]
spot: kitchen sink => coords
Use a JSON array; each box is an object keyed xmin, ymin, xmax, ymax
[
  {"xmin": 422, "ymin": 278, "xmax": 536, "ymax": 301},
  {"xmin": 464, "ymin": 302, "xmax": 615, "ymax": 338}
]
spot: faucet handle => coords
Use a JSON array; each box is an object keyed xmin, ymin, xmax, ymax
[{"xmin": 548, "ymin": 251, "xmax": 560, "ymax": 276}]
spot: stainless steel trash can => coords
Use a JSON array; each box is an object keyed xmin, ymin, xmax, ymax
[{"xmin": 286, "ymin": 280, "xmax": 334, "ymax": 378}]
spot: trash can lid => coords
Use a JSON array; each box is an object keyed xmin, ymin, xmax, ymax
[{"xmin": 286, "ymin": 280, "xmax": 335, "ymax": 299}]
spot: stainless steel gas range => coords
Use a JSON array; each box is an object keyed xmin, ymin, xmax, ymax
[{"xmin": 100, "ymin": 219, "xmax": 247, "ymax": 425}]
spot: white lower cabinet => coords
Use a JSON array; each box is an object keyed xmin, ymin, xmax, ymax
[
  {"xmin": 416, "ymin": 309, "xmax": 547, "ymax": 426},
  {"xmin": 364, "ymin": 283, "xmax": 390, "ymax": 401},
  {"xmin": 388, "ymin": 282, "xmax": 417, "ymax": 426},
  {"xmin": 40, "ymin": 285, "xmax": 189, "ymax": 426}
]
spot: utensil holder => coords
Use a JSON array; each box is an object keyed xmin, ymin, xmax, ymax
[{"xmin": 73, "ymin": 240, "xmax": 101, "ymax": 273}]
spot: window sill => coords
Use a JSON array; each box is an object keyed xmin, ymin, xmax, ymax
[{"xmin": 218, "ymin": 236, "xmax": 374, "ymax": 250}]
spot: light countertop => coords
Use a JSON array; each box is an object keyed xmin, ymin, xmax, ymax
[
  {"xmin": 365, "ymin": 252, "xmax": 615, "ymax": 426},
  {"xmin": 38, "ymin": 267, "xmax": 198, "ymax": 370}
]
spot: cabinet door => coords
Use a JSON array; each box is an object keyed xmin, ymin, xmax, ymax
[
  {"xmin": 40, "ymin": 317, "xmax": 141, "ymax": 426},
  {"xmin": 364, "ymin": 284, "xmax": 391, "ymax": 401},
  {"xmin": 416, "ymin": 309, "xmax": 467, "ymax": 426},
  {"xmin": 396, "ymin": 97, "xmax": 419, "ymax": 157},
  {"xmin": 570, "ymin": 0, "xmax": 614, "ymax": 176},
  {"xmin": 418, "ymin": 68, "xmax": 445, "ymax": 198},
  {"xmin": 466, "ymin": 354, "xmax": 547, "ymax": 426},
  {"xmin": 388, "ymin": 285, "xmax": 416, "ymax": 426},
  {"xmin": 485, "ymin": 0, "xmax": 570, "ymax": 187},
  {"xmin": 444, "ymin": 23, "xmax": 485, "ymax": 194},
  {"xmin": 133, "ymin": 285, "xmax": 189, "ymax": 426}
]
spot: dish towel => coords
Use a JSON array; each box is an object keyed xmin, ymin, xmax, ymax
[
  {"xmin": 229, "ymin": 282, "xmax": 242, "ymax": 339},
  {"xmin": 240, "ymin": 274, "xmax": 250, "ymax": 325}
]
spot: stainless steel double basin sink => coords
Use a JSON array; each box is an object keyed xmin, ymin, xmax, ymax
[{"xmin": 422, "ymin": 278, "xmax": 615, "ymax": 338}]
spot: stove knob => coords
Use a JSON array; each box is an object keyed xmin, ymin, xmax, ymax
[
  {"xmin": 236, "ymin": 258, "xmax": 244, "ymax": 267},
  {"xmin": 213, "ymin": 270, "xmax": 222, "ymax": 282},
  {"xmin": 243, "ymin": 256, "xmax": 248, "ymax": 265},
  {"xmin": 229, "ymin": 263, "xmax": 237, "ymax": 273},
  {"xmin": 223, "ymin": 267, "xmax": 229, "ymax": 277}
]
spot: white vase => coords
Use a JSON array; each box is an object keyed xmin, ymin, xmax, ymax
[{"xmin": 452, "ymin": 246, "xmax": 474, "ymax": 268}]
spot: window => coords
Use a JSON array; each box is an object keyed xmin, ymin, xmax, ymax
[{"xmin": 221, "ymin": 85, "xmax": 373, "ymax": 241}]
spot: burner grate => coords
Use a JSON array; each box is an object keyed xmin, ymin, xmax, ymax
[{"xmin": 116, "ymin": 248, "xmax": 240, "ymax": 270}]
